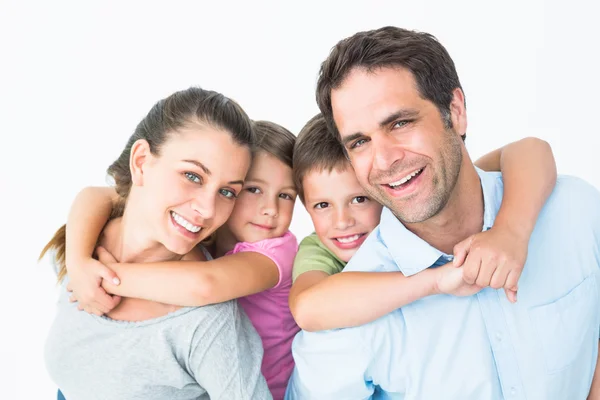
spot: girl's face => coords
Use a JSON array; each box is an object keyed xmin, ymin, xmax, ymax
[
  {"xmin": 134, "ymin": 126, "xmax": 251, "ymax": 255},
  {"xmin": 224, "ymin": 151, "xmax": 296, "ymax": 243}
]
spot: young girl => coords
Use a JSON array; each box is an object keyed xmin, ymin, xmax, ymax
[
  {"xmin": 42, "ymin": 87, "xmax": 271, "ymax": 399},
  {"xmin": 66, "ymin": 120, "xmax": 299, "ymax": 400}
]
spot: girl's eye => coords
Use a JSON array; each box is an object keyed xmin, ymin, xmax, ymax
[
  {"xmin": 219, "ymin": 189, "xmax": 237, "ymax": 199},
  {"xmin": 279, "ymin": 193, "xmax": 294, "ymax": 201},
  {"xmin": 185, "ymin": 172, "xmax": 202, "ymax": 184},
  {"xmin": 351, "ymin": 196, "xmax": 369, "ymax": 204},
  {"xmin": 314, "ymin": 202, "xmax": 329, "ymax": 209},
  {"xmin": 246, "ymin": 187, "xmax": 262, "ymax": 194}
]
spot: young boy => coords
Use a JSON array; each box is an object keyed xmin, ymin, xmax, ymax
[{"xmin": 288, "ymin": 113, "xmax": 557, "ymax": 332}]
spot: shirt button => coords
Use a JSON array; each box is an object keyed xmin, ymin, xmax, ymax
[
  {"xmin": 495, "ymin": 332, "xmax": 503, "ymax": 342},
  {"xmin": 510, "ymin": 387, "xmax": 517, "ymax": 396}
]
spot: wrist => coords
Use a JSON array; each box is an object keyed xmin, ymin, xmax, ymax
[{"xmin": 492, "ymin": 215, "xmax": 532, "ymax": 242}]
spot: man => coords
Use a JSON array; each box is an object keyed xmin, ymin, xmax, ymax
[{"xmin": 285, "ymin": 26, "xmax": 600, "ymax": 399}]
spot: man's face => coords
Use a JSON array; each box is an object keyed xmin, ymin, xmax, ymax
[{"xmin": 331, "ymin": 66, "xmax": 466, "ymax": 223}]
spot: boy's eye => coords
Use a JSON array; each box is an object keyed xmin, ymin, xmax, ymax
[
  {"xmin": 219, "ymin": 189, "xmax": 237, "ymax": 199},
  {"xmin": 350, "ymin": 138, "xmax": 369, "ymax": 150},
  {"xmin": 279, "ymin": 193, "xmax": 295, "ymax": 201},
  {"xmin": 314, "ymin": 202, "xmax": 329, "ymax": 209},
  {"xmin": 351, "ymin": 196, "xmax": 369, "ymax": 204},
  {"xmin": 246, "ymin": 187, "xmax": 262, "ymax": 194},
  {"xmin": 185, "ymin": 172, "xmax": 202, "ymax": 184}
]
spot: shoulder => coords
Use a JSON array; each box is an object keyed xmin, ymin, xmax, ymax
[
  {"xmin": 231, "ymin": 231, "xmax": 298, "ymax": 263},
  {"xmin": 540, "ymin": 175, "xmax": 600, "ymax": 224},
  {"xmin": 343, "ymin": 227, "xmax": 394, "ymax": 272},
  {"xmin": 293, "ymin": 233, "xmax": 345, "ymax": 280}
]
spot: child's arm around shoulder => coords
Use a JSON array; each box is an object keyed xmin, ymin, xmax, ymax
[{"xmin": 100, "ymin": 240, "xmax": 283, "ymax": 306}]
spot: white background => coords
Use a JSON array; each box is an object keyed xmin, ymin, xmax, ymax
[{"xmin": 1, "ymin": 0, "xmax": 599, "ymax": 397}]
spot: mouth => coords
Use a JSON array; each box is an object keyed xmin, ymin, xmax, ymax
[
  {"xmin": 331, "ymin": 232, "xmax": 368, "ymax": 249},
  {"xmin": 170, "ymin": 211, "xmax": 203, "ymax": 237},
  {"xmin": 250, "ymin": 222, "xmax": 276, "ymax": 231},
  {"xmin": 382, "ymin": 167, "xmax": 425, "ymax": 196}
]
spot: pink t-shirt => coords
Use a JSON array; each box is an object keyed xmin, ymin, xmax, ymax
[{"xmin": 226, "ymin": 231, "xmax": 300, "ymax": 400}]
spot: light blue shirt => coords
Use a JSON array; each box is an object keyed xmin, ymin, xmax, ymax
[{"xmin": 286, "ymin": 170, "xmax": 600, "ymax": 400}]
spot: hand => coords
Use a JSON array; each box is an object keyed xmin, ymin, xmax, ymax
[
  {"xmin": 66, "ymin": 249, "xmax": 121, "ymax": 315},
  {"xmin": 453, "ymin": 226, "xmax": 528, "ymax": 303},
  {"xmin": 435, "ymin": 262, "xmax": 483, "ymax": 297}
]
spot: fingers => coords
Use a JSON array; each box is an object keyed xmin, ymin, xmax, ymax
[
  {"xmin": 504, "ymin": 269, "xmax": 521, "ymax": 293},
  {"xmin": 461, "ymin": 250, "xmax": 481, "ymax": 285},
  {"xmin": 504, "ymin": 288, "xmax": 518, "ymax": 303},
  {"xmin": 453, "ymin": 236, "xmax": 474, "ymax": 267},
  {"xmin": 96, "ymin": 264, "xmax": 120, "ymax": 286}
]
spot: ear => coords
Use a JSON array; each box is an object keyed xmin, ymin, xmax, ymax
[
  {"xmin": 129, "ymin": 139, "xmax": 151, "ymax": 187},
  {"xmin": 449, "ymin": 88, "xmax": 467, "ymax": 138}
]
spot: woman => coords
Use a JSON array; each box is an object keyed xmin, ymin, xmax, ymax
[{"xmin": 41, "ymin": 87, "xmax": 272, "ymax": 399}]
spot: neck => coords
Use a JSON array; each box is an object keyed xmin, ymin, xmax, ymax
[
  {"xmin": 404, "ymin": 159, "xmax": 484, "ymax": 255},
  {"xmin": 102, "ymin": 207, "xmax": 183, "ymax": 264}
]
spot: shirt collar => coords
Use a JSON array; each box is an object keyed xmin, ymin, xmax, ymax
[{"xmin": 379, "ymin": 168, "xmax": 502, "ymax": 276}]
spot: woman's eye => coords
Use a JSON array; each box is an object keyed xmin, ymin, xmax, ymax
[
  {"xmin": 219, "ymin": 189, "xmax": 237, "ymax": 199},
  {"xmin": 185, "ymin": 172, "xmax": 201, "ymax": 184},
  {"xmin": 246, "ymin": 187, "xmax": 261, "ymax": 194},
  {"xmin": 314, "ymin": 202, "xmax": 329, "ymax": 209},
  {"xmin": 352, "ymin": 196, "xmax": 369, "ymax": 204}
]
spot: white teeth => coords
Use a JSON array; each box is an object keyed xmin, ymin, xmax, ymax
[
  {"xmin": 171, "ymin": 211, "xmax": 201, "ymax": 233},
  {"xmin": 389, "ymin": 168, "xmax": 423, "ymax": 188},
  {"xmin": 336, "ymin": 234, "xmax": 361, "ymax": 244}
]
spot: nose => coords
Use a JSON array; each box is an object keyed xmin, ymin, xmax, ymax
[
  {"xmin": 190, "ymin": 192, "xmax": 216, "ymax": 221},
  {"xmin": 261, "ymin": 195, "xmax": 279, "ymax": 218},
  {"xmin": 334, "ymin": 206, "xmax": 355, "ymax": 230},
  {"xmin": 372, "ymin": 134, "xmax": 405, "ymax": 172}
]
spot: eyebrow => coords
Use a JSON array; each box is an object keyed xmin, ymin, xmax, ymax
[
  {"xmin": 247, "ymin": 178, "xmax": 297, "ymax": 192},
  {"xmin": 341, "ymin": 108, "xmax": 420, "ymax": 147},
  {"xmin": 183, "ymin": 159, "xmax": 244, "ymax": 186}
]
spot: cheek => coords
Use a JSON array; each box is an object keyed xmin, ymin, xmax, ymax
[
  {"xmin": 309, "ymin": 212, "xmax": 330, "ymax": 238},
  {"xmin": 214, "ymin": 200, "xmax": 236, "ymax": 228},
  {"xmin": 278, "ymin": 201, "xmax": 295, "ymax": 228}
]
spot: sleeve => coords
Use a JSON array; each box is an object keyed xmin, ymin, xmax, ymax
[
  {"xmin": 284, "ymin": 328, "xmax": 375, "ymax": 400},
  {"xmin": 231, "ymin": 232, "xmax": 298, "ymax": 289},
  {"xmin": 292, "ymin": 235, "xmax": 344, "ymax": 282},
  {"xmin": 189, "ymin": 302, "xmax": 272, "ymax": 400}
]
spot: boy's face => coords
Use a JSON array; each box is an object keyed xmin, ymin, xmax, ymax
[{"xmin": 303, "ymin": 165, "xmax": 383, "ymax": 262}]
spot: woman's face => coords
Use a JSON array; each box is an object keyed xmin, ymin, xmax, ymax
[{"xmin": 135, "ymin": 126, "xmax": 251, "ymax": 255}]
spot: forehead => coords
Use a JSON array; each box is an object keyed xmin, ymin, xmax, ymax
[
  {"xmin": 303, "ymin": 166, "xmax": 365, "ymax": 201},
  {"xmin": 331, "ymin": 66, "xmax": 423, "ymax": 138},
  {"xmin": 160, "ymin": 126, "xmax": 250, "ymax": 175},
  {"xmin": 247, "ymin": 151, "xmax": 293, "ymax": 183}
]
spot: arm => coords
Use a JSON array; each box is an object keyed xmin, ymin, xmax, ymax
[
  {"xmin": 99, "ymin": 249, "xmax": 280, "ymax": 306},
  {"xmin": 290, "ymin": 269, "xmax": 438, "ymax": 332},
  {"xmin": 458, "ymin": 137, "xmax": 557, "ymax": 300},
  {"xmin": 65, "ymin": 186, "xmax": 121, "ymax": 315},
  {"xmin": 474, "ymin": 137, "xmax": 556, "ymax": 238}
]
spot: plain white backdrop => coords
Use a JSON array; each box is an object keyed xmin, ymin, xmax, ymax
[{"xmin": 1, "ymin": 0, "xmax": 599, "ymax": 397}]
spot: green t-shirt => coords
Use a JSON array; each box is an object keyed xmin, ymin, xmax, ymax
[{"xmin": 292, "ymin": 233, "xmax": 347, "ymax": 282}]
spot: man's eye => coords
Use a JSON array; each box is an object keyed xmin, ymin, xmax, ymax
[
  {"xmin": 314, "ymin": 202, "xmax": 329, "ymax": 209},
  {"xmin": 393, "ymin": 120, "xmax": 410, "ymax": 129},
  {"xmin": 185, "ymin": 172, "xmax": 201, "ymax": 184},
  {"xmin": 351, "ymin": 196, "xmax": 369, "ymax": 204},
  {"xmin": 350, "ymin": 138, "xmax": 368, "ymax": 149}
]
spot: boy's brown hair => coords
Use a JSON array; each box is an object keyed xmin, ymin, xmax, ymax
[{"xmin": 293, "ymin": 113, "xmax": 350, "ymax": 202}]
